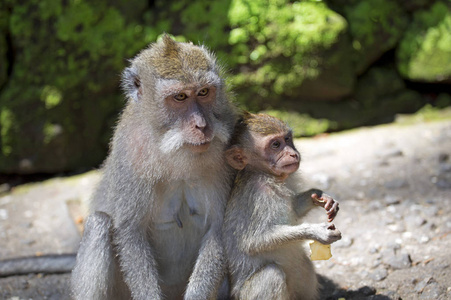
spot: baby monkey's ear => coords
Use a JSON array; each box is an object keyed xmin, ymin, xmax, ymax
[{"xmin": 225, "ymin": 146, "xmax": 247, "ymax": 170}]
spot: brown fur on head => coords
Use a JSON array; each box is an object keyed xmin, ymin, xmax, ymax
[
  {"xmin": 229, "ymin": 112, "xmax": 290, "ymax": 147},
  {"xmin": 135, "ymin": 34, "xmax": 215, "ymax": 82},
  {"xmin": 226, "ymin": 112, "xmax": 299, "ymax": 180},
  {"xmin": 121, "ymin": 34, "xmax": 223, "ymax": 103}
]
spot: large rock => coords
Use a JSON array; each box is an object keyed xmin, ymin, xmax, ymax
[
  {"xmin": 343, "ymin": 0, "xmax": 409, "ymax": 74},
  {"xmin": 0, "ymin": 4, "xmax": 8, "ymax": 89},
  {"xmin": 396, "ymin": 1, "xmax": 451, "ymax": 83},
  {"xmin": 0, "ymin": 0, "xmax": 148, "ymax": 174},
  {"xmin": 227, "ymin": 0, "xmax": 355, "ymax": 107}
]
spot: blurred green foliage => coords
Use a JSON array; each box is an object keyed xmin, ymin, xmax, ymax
[
  {"xmin": 0, "ymin": 0, "xmax": 148, "ymax": 172},
  {"xmin": 263, "ymin": 109, "xmax": 338, "ymax": 137},
  {"xmin": 397, "ymin": 1, "xmax": 451, "ymax": 82},
  {"xmin": 0, "ymin": 0, "xmax": 450, "ymax": 174},
  {"xmin": 227, "ymin": 0, "xmax": 354, "ymax": 108},
  {"xmin": 344, "ymin": 0, "xmax": 408, "ymax": 74}
]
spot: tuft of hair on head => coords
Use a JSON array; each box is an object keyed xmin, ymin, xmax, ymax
[
  {"xmin": 229, "ymin": 112, "xmax": 289, "ymax": 146},
  {"xmin": 144, "ymin": 34, "xmax": 214, "ymax": 81}
]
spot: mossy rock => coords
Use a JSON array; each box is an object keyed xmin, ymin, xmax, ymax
[
  {"xmin": 227, "ymin": 0, "xmax": 355, "ymax": 108},
  {"xmin": 0, "ymin": 0, "xmax": 148, "ymax": 174},
  {"xmin": 396, "ymin": 1, "xmax": 451, "ymax": 83},
  {"xmin": 354, "ymin": 66, "xmax": 406, "ymax": 109},
  {"xmin": 344, "ymin": 0, "xmax": 408, "ymax": 74},
  {"xmin": 261, "ymin": 109, "xmax": 338, "ymax": 137},
  {"xmin": 279, "ymin": 66, "xmax": 424, "ymax": 131},
  {"xmin": 0, "ymin": 4, "xmax": 8, "ymax": 89}
]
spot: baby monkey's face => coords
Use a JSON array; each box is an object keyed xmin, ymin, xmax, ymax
[{"xmin": 253, "ymin": 130, "xmax": 300, "ymax": 180}]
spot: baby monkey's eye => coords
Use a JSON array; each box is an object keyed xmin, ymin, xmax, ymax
[
  {"xmin": 198, "ymin": 88, "xmax": 209, "ymax": 96},
  {"xmin": 174, "ymin": 93, "xmax": 188, "ymax": 101},
  {"xmin": 271, "ymin": 141, "xmax": 281, "ymax": 149}
]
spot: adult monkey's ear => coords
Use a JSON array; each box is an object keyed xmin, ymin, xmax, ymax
[
  {"xmin": 121, "ymin": 66, "xmax": 142, "ymax": 102},
  {"xmin": 225, "ymin": 146, "xmax": 248, "ymax": 170}
]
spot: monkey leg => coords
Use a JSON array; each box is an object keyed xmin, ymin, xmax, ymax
[
  {"xmin": 239, "ymin": 264, "xmax": 289, "ymax": 300},
  {"xmin": 71, "ymin": 211, "xmax": 130, "ymax": 300}
]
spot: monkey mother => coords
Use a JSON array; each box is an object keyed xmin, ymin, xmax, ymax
[{"xmin": 71, "ymin": 35, "xmax": 238, "ymax": 300}]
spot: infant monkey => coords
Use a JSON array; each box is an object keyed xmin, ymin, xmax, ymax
[{"xmin": 223, "ymin": 112, "xmax": 341, "ymax": 300}]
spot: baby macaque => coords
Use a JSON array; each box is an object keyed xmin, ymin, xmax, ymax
[{"xmin": 223, "ymin": 112, "xmax": 341, "ymax": 300}]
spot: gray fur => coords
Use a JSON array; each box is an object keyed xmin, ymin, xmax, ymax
[
  {"xmin": 71, "ymin": 37, "xmax": 237, "ymax": 300},
  {"xmin": 223, "ymin": 169, "xmax": 341, "ymax": 300}
]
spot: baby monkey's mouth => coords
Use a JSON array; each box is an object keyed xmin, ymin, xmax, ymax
[{"xmin": 281, "ymin": 161, "xmax": 300, "ymax": 172}]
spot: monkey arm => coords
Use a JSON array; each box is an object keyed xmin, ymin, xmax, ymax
[
  {"xmin": 242, "ymin": 222, "xmax": 341, "ymax": 255},
  {"xmin": 184, "ymin": 224, "xmax": 225, "ymax": 300},
  {"xmin": 293, "ymin": 188, "xmax": 324, "ymax": 218},
  {"xmin": 114, "ymin": 224, "xmax": 162, "ymax": 300},
  {"xmin": 241, "ymin": 223, "xmax": 319, "ymax": 255}
]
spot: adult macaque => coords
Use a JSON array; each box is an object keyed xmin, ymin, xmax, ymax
[
  {"xmin": 223, "ymin": 112, "xmax": 341, "ymax": 300},
  {"xmin": 71, "ymin": 35, "xmax": 238, "ymax": 300}
]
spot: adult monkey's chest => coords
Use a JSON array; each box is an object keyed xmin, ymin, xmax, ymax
[
  {"xmin": 150, "ymin": 181, "xmax": 215, "ymax": 285},
  {"xmin": 152, "ymin": 181, "xmax": 211, "ymax": 231}
]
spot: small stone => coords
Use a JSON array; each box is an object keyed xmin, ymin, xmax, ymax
[
  {"xmin": 439, "ymin": 163, "xmax": 451, "ymax": 173},
  {"xmin": 384, "ymin": 195, "xmax": 400, "ymax": 206},
  {"xmin": 385, "ymin": 179, "xmax": 409, "ymax": 189},
  {"xmin": 380, "ymin": 149, "xmax": 404, "ymax": 159},
  {"xmin": 436, "ymin": 177, "xmax": 451, "ymax": 189},
  {"xmin": 20, "ymin": 279, "xmax": 29, "ymax": 289},
  {"xmin": 418, "ymin": 236, "xmax": 430, "ymax": 244},
  {"xmin": 0, "ymin": 209, "xmax": 8, "ymax": 220},
  {"xmin": 386, "ymin": 241, "xmax": 401, "ymax": 251},
  {"xmin": 386, "ymin": 252, "xmax": 412, "ymax": 270},
  {"xmin": 371, "ymin": 258, "xmax": 382, "ymax": 268},
  {"xmin": 370, "ymin": 268, "xmax": 388, "ymax": 281},
  {"xmin": 20, "ymin": 222, "xmax": 33, "ymax": 228},
  {"xmin": 424, "ymin": 206, "xmax": 439, "ymax": 217},
  {"xmin": 438, "ymin": 153, "xmax": 449, "ymax": 163},
  {"xmin": 20, "ymin": 239, "xmax": 35, "ymax": 245},
  {"xmin": 404, "ymin": 215, "xmax": 427, "ymax": 228},
  {"xmin": 415, "ymin": 277, "xmax": 433, "ymax": 293},
  {"xmin": 357, "ymin": 286, "xmax": 377, "ymax": 296},
  {"xmin": 388, "ymin": 223, "xmax": 406, "ymax": 233},
  {"xmin": 420, "ymin": 282, "xmax": 443, "ymax": 299},
  {"xmin": 369, "ymin": 247, "xmax": 379, "ymax": 254}
]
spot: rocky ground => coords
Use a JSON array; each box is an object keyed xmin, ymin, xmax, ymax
[{"xmin": 0, "ymin": 118, "xmax": 450, "ymax": 299}]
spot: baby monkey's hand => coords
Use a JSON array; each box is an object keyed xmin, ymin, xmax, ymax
[{"xmin": 312, "ymin": 193, "xmax": 339, "ymax": 222}]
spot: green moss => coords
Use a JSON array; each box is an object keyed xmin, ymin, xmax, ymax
[
  {"xmin": 225, "ymin": 0, "xmax": 354, "ymax": 107},
  {"xmin": 354, "ymin": 66, "xmax": 405, "ymax": 109},
  {"xmin": 0, "ymin": 108, "xmax": 13, "ymax": 156},
  {"xmin": 436, "ymin": 93, "xmax": 451, "ymax": 108},
  {"xmin": 344, "ymin": 0, "xmax": 408, "ymax": 74},
  {"xmin": 0, "ymin": 0, "xmax": 148, "ymax": 173},
  {"xmin": 397, "ymin": 1, "xmax": 451, "ymax": 82},
  {"xmin": 396, "ymin": 104, "xmax": 451, "ymax": 124},
  {"xmin": 40, "ymin": 86, "xmax": 62, "ymax": 109}
]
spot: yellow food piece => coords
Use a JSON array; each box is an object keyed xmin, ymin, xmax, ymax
[{"xmin": 309, "ymin": 240, "xmax": 332, "ymax": 260}]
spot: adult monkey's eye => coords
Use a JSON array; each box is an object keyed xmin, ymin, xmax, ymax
[
  {"xmin": 271, "ymin": 141, "xmax": 281, "ymax": 149},
  {"xmin": 198, "ymin": 88, "xmax": 209, "ymax": 96},
  {"xmin": 174, "ymin": 93, "xmax": 188, "ymax": 101}
]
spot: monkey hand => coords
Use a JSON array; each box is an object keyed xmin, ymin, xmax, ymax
[
  {"xmin": 310, "ymin": 223, "xmax": 342, "ymax": 245},
  {"xmin": 311, "ymin": 193, "xmax": 339, "ymax": 222}
]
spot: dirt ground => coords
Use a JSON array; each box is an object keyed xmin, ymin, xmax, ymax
[{"xmin": 0, "ymin": 118, "xmax": 450, "ymax": 299}]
